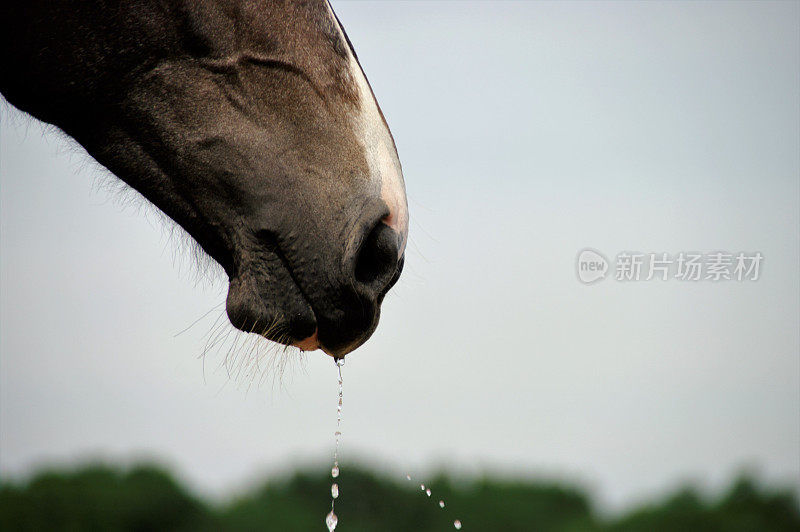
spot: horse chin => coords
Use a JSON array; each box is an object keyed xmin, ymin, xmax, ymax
[{"xmin": 225, "ymin": 267, "xmax": 318, "ymax": 350}]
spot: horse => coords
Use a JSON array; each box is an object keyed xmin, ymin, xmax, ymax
[{"xmin": 0, "ymin": 0, "xmax": 408, "ymax": 359}]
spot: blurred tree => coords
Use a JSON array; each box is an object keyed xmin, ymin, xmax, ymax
[
  {"xmin": 0, "ymin": 464, "xmax": 208, "ymax": 531},
  {"xmin": 1, "ymin": 462, "xmax": 798, "ymax": 531}
]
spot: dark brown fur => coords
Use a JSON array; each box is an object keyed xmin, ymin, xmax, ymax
[{"xmin": 0, "ymin": 0, "xmax": 405, "ymax": 356}]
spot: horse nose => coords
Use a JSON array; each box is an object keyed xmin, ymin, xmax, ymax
[
  {"xmin": 316, "ymin": 208, "xmax": 405, "ymax": 357},
  {"xmin": 352, "ymin": 218, "xmax": 402, "ymax": 294}
]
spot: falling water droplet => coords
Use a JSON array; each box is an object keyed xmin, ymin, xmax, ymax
[
  {"xmin": 406, "ymin": 474, "xmax": 411, "ymax": 481},
  {"xmin": 453, "ymin": 519, "xmax": 462, "ymax": 530},
  {"xmin": 439, "ymin": 500, "xmax": 445, "ymax": 508},
  {"xmin": 426, "ymin": 488, "xmax": 431, "ymax": 497},
  {"xmin": 326, "ymin": 510, "xmax": 338, "ymax": 531},
  {"xmin": 420, "ymin": 484, "xmax": 426, "ymax": 491},
  {"xmin": 327, "ymin": 359, "xmax": 344, "ymax": 530}
]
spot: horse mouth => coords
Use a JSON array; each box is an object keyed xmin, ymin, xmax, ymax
[
  {"xmin": 225, "ymin": 243, "xmax": 315, "ymax": 354},
  {"xmin": 226, "ymin": 231, "xmax": 346, "ymax": 358},
  {"xmin": 227, "ymin": 217, "xmax": 404, "ymax": 359},
  {"xmin": 265, "ymin": 254, "xmax": 323, "ymax": 354}
]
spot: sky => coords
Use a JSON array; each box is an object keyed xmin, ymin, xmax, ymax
[{"xmin": 1, "ymin": 0, "xmax": 798, "ymax": 513}]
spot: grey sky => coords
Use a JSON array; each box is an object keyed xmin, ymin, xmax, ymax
[{"xmin": 1, "ymin": 1, "xmax": 798, "ymax": 512}]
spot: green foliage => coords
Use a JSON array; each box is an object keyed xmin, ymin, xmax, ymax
[
  {"xmin": 0, "ymin": 464, "xmax": 209, "ymax": 531},
  {"xmin": 1, "ymin": 462, "xmax": 797, "ymax": 531},
  {"xmin": 609, "ymin": 478, "xmax": 800, "ymax": 532}
]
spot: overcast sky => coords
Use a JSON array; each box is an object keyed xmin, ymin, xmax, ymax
[{"xmin": 1, "ymin": 0, "xmax": 798, "ymax": 512}]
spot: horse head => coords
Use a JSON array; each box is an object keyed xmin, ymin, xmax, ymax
[{"xmin": 0, "ymin": 0, "xmax": 408, "ymax": 358}]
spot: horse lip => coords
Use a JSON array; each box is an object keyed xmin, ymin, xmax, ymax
[
  {"xmin": 249, "ymin": 229, "xmax": 321, "ymax": 347},
  {"xmin": 250, "ymin": 239, "xmax": 343, "ymax": 357},
  {"xmin": 292, "ymin": 330, "xmax": 350, "ymax": 360},
  {"xmin": 292, "ymin": 329, "xmax": 320, "ymax": 351},
  {"xmin": 267, "ymin": 262, "xmax": 322, "ymax": 351}
]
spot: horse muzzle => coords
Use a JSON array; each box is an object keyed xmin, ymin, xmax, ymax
[{"xmin": 225, "ymin": 203, "xmax": 405, "ymax": 358}]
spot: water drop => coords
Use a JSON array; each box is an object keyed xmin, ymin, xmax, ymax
[
  {"xmin": 420, "ymin": 484, "xmax": 425, "ymax": 491},
  {"xmin": 439, "ymin": 500, "xmax": 445, "ymax": 508},
  {"xmin": 406, "ymin": 474, "xmax": 412, "ymax": 481},
  {"xmin": 426, "ymin": 488, "xmax": 431, "ymax": 497},
  {"xmin": 326, "ymin": 510, "xmax": 338, "ymax": 531},
  {"xmin": 454, "ymin": 519, "xmax": 462, "ymax": 530},
  {"xmin": 327, "ymin": 360, "xmax": 344, "ymax": 531}
]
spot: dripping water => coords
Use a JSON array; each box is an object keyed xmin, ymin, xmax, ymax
[
  {"xmin": 406, "ymin": 472, "xmax": 463, "ymax": 528},
  {"xmin": 321, "ymin": 359, "xmax": 464, "ymax": 530},
  {"xmin": 325, "ymin": 358, "xmax": 345, "ymax": 531}
]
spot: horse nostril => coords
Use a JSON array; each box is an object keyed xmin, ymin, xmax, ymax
[{"xmin": 354, "ymin": 221, "xmax": 400, "ymax": 287}]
